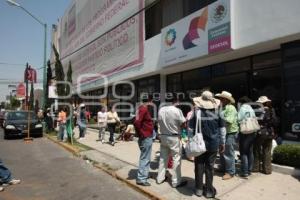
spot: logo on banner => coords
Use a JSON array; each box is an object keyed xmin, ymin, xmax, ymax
[
  {"xmin": 183, "ymin": 7, "xmax": 208, "ymax": 50},
  {"xmin": 165, "ymin": 29, "xmax": 176, "ymax": 46},
  {"xmin": 210, "ymin": 1, "xmax": 228, "ymax": 24}
]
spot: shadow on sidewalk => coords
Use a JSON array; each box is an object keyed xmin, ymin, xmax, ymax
[{"xmin": 127, "ymin": 169, "xmax": 157, "ymax": 181}]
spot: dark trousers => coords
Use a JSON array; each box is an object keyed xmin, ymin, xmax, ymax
[
  {"xmin": 79, "ymin": 125, "xmax": 86, "ymax": 138},
  {"xmin": 253, "ymin": 135, "xmax": 272, "ymax": 174},
  {"xmin": 239, "ymin": 133, "xmax": 255, "ymax": 175},
  {"xmin": 108, "ymin": 123, "xmax": 116, "ymax": 143},
  {"xmin": 195, "ymin": 151, "xmax": 217, "ymax": 195}
]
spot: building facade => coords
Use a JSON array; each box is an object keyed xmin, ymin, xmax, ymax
[{"xmin": 52, "ymin": 0, "xmax": 300, "ymax": 141}]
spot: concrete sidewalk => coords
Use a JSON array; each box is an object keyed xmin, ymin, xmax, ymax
[{"xmin": 73, "ymin": 128, "xmax": 300, "ymax": 200}]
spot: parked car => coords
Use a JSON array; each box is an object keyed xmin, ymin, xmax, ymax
[
  {"xmin": 3, "ymin": 111, "xmax": 43, "ymax": 139},
  {"xmin": 0, "ymin": 111, "xmax": 5, "ymax": 127}
]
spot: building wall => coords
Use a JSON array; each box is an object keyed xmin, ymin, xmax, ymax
[{"xmin": 232, "ymin": 0, "xmax": 300, "ymax": 49}]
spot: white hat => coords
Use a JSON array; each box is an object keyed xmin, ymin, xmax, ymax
[
  {"xmin": 215, "ymin": 91, "xmax": 235, "ymax": 104},
  {"xmin": 256, "ymin": 96, "xmax": 271, "ymax": 104},
  {"xmin": 79, "ymin": 103, "xmax": 85, "ymax": 108},
  {"xmin": 193, "ymin": 91, "xmax": 220, "ymax": 109}
]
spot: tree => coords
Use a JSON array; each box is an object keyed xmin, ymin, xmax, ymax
[
  {"xmin": 45, "ymin": 59, "xmax": 53, "ymax": 109},
  {"xmin": 10, "ymin": 97, "xmax": 20, "ymax": 110},
  {"xmin": 53, "ymin": 44, "xmax": 65, "ymax": 98},
  {"xmin": 29, "ymin": 82, "xmax": 34, "ymax": 110},
  {"xmin": 66, "ymin": 61, "xmax": 73, "ymax": 100}
]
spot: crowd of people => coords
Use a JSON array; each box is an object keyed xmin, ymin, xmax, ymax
[
  {"xmin": 48, "ymin": 90, "xmax": 279, "ymax": 199},
  {"xmin": 133, "ymin": 90, "xmax": 278, "ymax": 199}
]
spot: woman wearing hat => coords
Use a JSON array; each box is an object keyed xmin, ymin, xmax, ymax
[
  {"xmin": 253, "ymin": 96, "xmax": 278, "ymax": 174},
  {"xmin": 216, "ymin": 91, "xmax": 239, "ymax": 180},
  {"xmin": 190, "ymin": 91, "xmax": 226, "ymax": 198}
]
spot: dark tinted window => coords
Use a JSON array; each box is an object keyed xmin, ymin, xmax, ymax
[{"xmin": 7, "ymin": 112, "xmax": 37, "ymax": 120}]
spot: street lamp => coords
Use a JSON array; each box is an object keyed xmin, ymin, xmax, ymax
[{"xmin": 6, "ymin": 0, "xmax": 47, "ymax": 110}]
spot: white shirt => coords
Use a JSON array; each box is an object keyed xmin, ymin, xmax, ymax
[
  {"xmin": 158, "ymin": 105, "xmax": 186, "ymax": 135},
  {"xmin": 97, "ymin": 111, "xmax": 107, "ymax": 127}
]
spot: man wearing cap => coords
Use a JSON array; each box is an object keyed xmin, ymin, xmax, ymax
[
  {"xmin": 156, "ymin": 95, "xmax": 187, "ymax": 188},
  {"xmin": 216, "ymin": 91, "xmax": 238, "ymax": 180}
]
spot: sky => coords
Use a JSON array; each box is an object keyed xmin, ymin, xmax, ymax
[{"xmin": 0, "ymin": 0, "xmax": 71, "ymax": 102}]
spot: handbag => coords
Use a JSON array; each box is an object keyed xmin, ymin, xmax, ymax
[
  {"xmin": 239, "ymin": 117, "xmax": 260, "ymax": 134},
  {"xmin": 185, "ymin": 110, "xmax": 206, "ymax": 157}
]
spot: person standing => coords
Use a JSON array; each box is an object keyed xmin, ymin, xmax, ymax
[
  {"xmin": 190, "ymin": 91, "xmax": 226, "ymax": 198},
  {"xmin": 216, "ymin": 91, "xmax": 238, "ymax": 180},
  {"xmin": 107, "ymin": 106, "xmax": 120, "ymax": 146},
  {"xmin": 156, "ymin": 95, "xmax": 187, "ymax": 188},
  {"xmin": 57, "ymin": 107, "xmax": 67, "ymax": 142},
  {"xmin": 78, "ymin": 104, "xmax": 87, "ymax": 140},
  {"xmin": 253, "ymin": 96, "xmax": 278, "ymax": 174},
  {"xmin": 237, "ymin": 96, "xmax": 256, "ymax": 178},
  {"xmin": 97, "ymin": 106, "xmax": 107, "ymax": 143},
  {"xmin": 134, "ymin": 95, "xmax": 154, "ymax": 186}
]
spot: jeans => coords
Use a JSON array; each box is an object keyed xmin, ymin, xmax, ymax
[
  {"xmin": 79, "ymin": 124, "xmax": 86, "ymax": 138},
  {"xmin": 108, "ymin": 123, "xmax": 116, "ymax": 143},
  {"xmin": 0, "ymin": 160, "xmax": 12, "ymax": 184},
  {"xmin": 157, "ymin": 135, "xmax": 182, "ymax": 187},
  {"xmin": 195, "ymin": 151, "xmax": 217, "ymax": 196},
  {"xmin": 58, "ymin": 124, "xmax": 66, "ymax": 141},
  {"xmin": 239, "ymin": 133, "xmax": 255, "ymax": 175},
  {"xmin": 137, "ymin": 137, "xmax": 153, "ymax": 183},
  {"xmin": 99, "ymin": 127, "xmax": 106, "ymax": 141},
  {"xmin": 220, "ymin": 134, "xmax": 236, "ymax": 175},
  {"xmin": 253, "ymin": 135, "xmax": 273, "ymax": 174}
]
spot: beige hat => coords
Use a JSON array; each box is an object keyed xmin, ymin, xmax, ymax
[
  {"xmin": 256, "ymin": 96, "xmax": 271, "ymax": 104},
  {"xmin": 79, "ymin": 103, "xmax": 85, "ymax": 108},
  {"xmin": 215, "ymin": 91, "xmax": 235, "ymax": 104},
  {"xmin": 193, "ymin": 91, "xmax": 220, "ymax": 109}
]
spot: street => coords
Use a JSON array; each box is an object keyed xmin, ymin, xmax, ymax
[{"xmin": 0, "ymin": 129, "xmax": 148, "ymax": 200}]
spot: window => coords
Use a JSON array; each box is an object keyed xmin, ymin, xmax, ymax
[
  {"xmin": 253, "ymin": 51, "xmax": 281, "ymax": 70},
  {"xmin": 162, "ymin": 0, "xmax": 184, "ymax": 27},
  {"xmin": 212, "ymin": 58, "xmax": 251, "ymax": 77},
  {"xmin": 145, "ymin": 1, "xmax": 162, "ymax": 39},
  {"xmin": 183, "ymin": 0, "xmax": 217, "ymax": 16}
]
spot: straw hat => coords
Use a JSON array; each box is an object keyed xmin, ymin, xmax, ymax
[
  {"xmin": 256, "ymin": 96, "xmax": 271, "ymax": 104},
  {"xmin": 193, "ymin": 91, "xmax": 220, "ymax": 109},
  {"xmin": 79, "ymin": 103, "xmax": 85, "ymax": 108},
  {"xmin": 215, "ymin": 91, "xmax": 235, "ymax": 104}
]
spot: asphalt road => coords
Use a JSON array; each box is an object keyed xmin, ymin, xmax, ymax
[{"xmin": 0, "ymin": 129, "xmax": 148, "ymax": 200}]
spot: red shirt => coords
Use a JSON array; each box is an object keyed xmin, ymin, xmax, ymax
[{"xmin": 134, "ymin": 105, "xmax": 153, "ymax": 138}]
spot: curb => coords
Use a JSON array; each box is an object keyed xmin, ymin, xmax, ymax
[
  {"xmin": 272, "ymin": 163, "xmax": 300, "ymax": 177},
  {"xmin": 46, "ymin": 134, "xmax": 165, "ymax": 200},
  {"xmin": 45, "ymin": 135, "xmax": 80, "ymax": 156},
  {"xmin": 93, "ymin": 163, "xmax": 165, "ymax": 200}
]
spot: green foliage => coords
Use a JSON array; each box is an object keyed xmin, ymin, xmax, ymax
[
  {"xmin": 88, "ymin": 118, "xmax": 97, "ymax": 124},
  {"xmin": 29, "ymin": 82, "xmax": 34, "ymax": 110},
  {"xmin": 45, "ymin": 59, "xmax": 53, "ymax": 109},
  {"xmin": 10, "ymin": 97, "xmax": 20, "ymax": 109},
  {"xmin": 273, "ymin": 144, "xmax": 300, "ymax": 168},
  {"xmin": 53, "ymin": 44, "xmax": 65, "ymax": 97},
  {"xmin": 66, "ymin": 61, "xmax": 73, "ymax": 98}
]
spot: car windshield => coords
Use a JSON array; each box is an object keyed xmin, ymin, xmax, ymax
[{"xmin": 7, "ymin": 112, "xmax": 37, "ymax": 120}]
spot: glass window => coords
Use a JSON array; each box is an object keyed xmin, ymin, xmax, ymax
[
  {"xmin": 162, "ymin": 0, "xmax": 183, "ymax": 27},
  {"xmin": 183, "ymin": 0, "xmax": 217, "ymax": 16},
  {"xmin": 253, "ymin": 51, "xmax": 281, "ymax": 69},
  {"xmin": 182, "ymin": 67, "xmax": 211, "ymax": 91},
  {"xmin": 145, "ymin": 1, "xmax": 162, "ymax": 39},
  {"xmin": 212, "ymin": 58, "xmax": 251, "ymax": 77}
]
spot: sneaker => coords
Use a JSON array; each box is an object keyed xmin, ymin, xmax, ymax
[
  {"xmin": 136, "ymin": 181, "xmax": 151, "ymax": 187},
  {"xmin": 222, "ymin": 173, "xmax": 234, "ymax": 180},
  {"xmin": 172, "ymin": 180, "xmax": 188, "ymax": 188},
  {"xmin": 101, "ymin": 140, "xmax": 105, "ymax": 143},
  {"xmin": 194, "ymin": 189, "xmax": 203, "ymax": 197},
  {"xmin": 0, "ymin": 187, "xmax": 3, "ymax": 192},
  {"xmin": 111, "ymin": 142, "xmax": 115, "ymax": 146},
  {"xmin": 9, "ymin": 179, "xmax": 21, "ymax": 185}
]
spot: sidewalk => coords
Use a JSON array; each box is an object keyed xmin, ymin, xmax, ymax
[{"xmin": 73, "ymin": 128, "xmax": 300, "ymax": 200}]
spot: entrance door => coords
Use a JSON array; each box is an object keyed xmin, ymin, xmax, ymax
[{"xmin": 282, "ymin": 41, "xmax": 300, "ymax": 141}]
